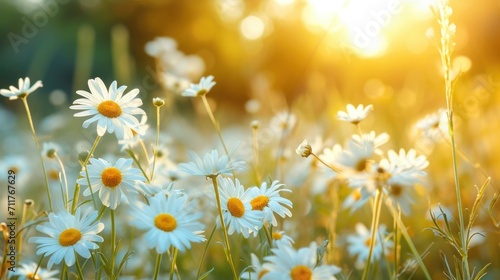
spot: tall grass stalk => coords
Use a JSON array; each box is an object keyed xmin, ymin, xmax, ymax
[
  {"xmin": 436, "ymin": 0, "xmax": 470, "ymax": 277},
  {"xmin": 361, "ymin": 186, "xmax": 383, "ymax": 280},
  {"xmin": 20, "ymin": 96, "xmax": 53, "ymax": 212},
  {"xmin": 72, "ymin": 135, "xmax": 101, "ymax": 214},
  {"xmin": 201, "ymin": 94, "xmax": 229, "ymax": 156}
]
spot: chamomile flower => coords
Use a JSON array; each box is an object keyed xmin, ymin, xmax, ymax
[
  {"xmin": 77, "ymin": 158, "xmax": 145, "ymax": 209},
  {"xmin": 129, "ymin": 190, "xmax": 205, "ymax": 253},
  {"xmin": 271, "ymin": 230, "xmax": 295, "ymax": 247},
  {"xmin": 248, "ymin": 180, "xmax": 293, "ymax": 226},
  {"xmin": 218, "ymin": 177, "xmax": 264, "ymax": 238},
  {"xmin": 337, "ymin": 104, "xmax": 373, "ymax": 124},
  {"xmin": 70, "ymin": 77, "xmax": 146, "ymax": 139},
  {"xmin": 262, "ymin": 242, "xmax": 341, "ymax": 280},
  {"xmin": 241, "ymin": 254, "xmax": 267, "ymax": 280},
  {"xmin": 347, "ymin": 223, "xmax": 393, "ymax": 268},
  {"xmin": 41, "ymin": 142, "xmax": 61, "ymax": 160},
  {"xmin": 0, "ymin": 77, "xmax": 42, "ymax": 100},
  {"xmin": 28, "ymin": 207, "xmax": 104, "ymax": 269},
  {"xmin": 415, "ymin": 108, "xmax": 449, "ymax": 142},
  {"xmin": 9, "ymin": 262, "xmax": 59, "ymax": 280},
  {"xmin": 337, "ymin": 131, "xmax": 389, "ymax": 173},
  {"xmin": 295, "ymin": 140, "xmax": 312, "ymax": 158},
  {"xmin": 179, "ymin": 149, "xmax": 246, "ymax": 177},
  {"xmin": 181, "ymin": 75, "xmax": 216, "ymax": 97},
  {"xmin": 270, "ymin": 111, "xmax": 297, "ymax": 136}
]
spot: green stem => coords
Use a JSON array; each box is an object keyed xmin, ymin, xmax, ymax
[
  {"xmin": 72, "ymin": 135, "xmax": 101, "ymax": 214},
  {"xmin": 75, "ymin": 253, "xmax": 85, "ymax": 279},
  {"xmin": 201, "ymin": 94, "xmax": 229, "ymax": 156},
  {"xmin": 210, "ymin": 175, "xmax": 238, "ymax": 279},
  {"xmin": 21, "ymin": 97, "xmax": 53, "ymax": 212},
  {"xmin": 126, "ymin": 149, "xmax": 150, "ymax": 182},
  {"xmin": 362, "ymin": 187, "xmax": 383, "ymax": 280},
  {"xmin": 169, "ymin": 248, "xmax": 178, "ymax": 280},
  {"xmin": 151, "ymin": 106, "xmax": 161, "ymax": 181},
  {"xmin": 386, "ymin": 201, "xmax": 431, "ymax": 280},
  {"xmin": 110, "ymin": 209, "xmax": 116, "ymax": 279},
  {"xmin": 312, "ymin": 153, "xmax": 342, "ymax": 174},
  {"xmin": 55, "ymin": 154, "xmax": 69, "ymax": 210},
  {"xmin": 196, "ymin": 223, "xmax": 217, "ymax": 279},
  {"xmin": 154, "ymin": 253, "xmax": 163, "ymax": 280},
  {"xmin": 263, "ymin": 223, "xmax": 274, "ymax": 248}
]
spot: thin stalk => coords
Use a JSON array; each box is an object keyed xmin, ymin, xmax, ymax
[
  {"xmin": 169, "ymin": 248, "xmax": 178, "ymax": 280},
  {"xmin": 386, "ymin": 201, "xmax": 431, "ymax": 279},
  {"xmin": 262, "ymin": 223, "xmax": 274, "ymax": 248},
  {"xmin": 72, "ymin": 135, "xmax": 101, "ymax": 214},
  {"xmin": 17, "ymin": 201, "xmax": 31, "ymax": 262},
  {"xmin": 153, "ymin": 253, "xmax": 163, "ymax": 280},
  {"xmin": 139, "ymin": 139, "xmax": 151, "ymax": 169},
  {"xmin": 438, "ymin": 0, "xmax": 470, "ymax": 277},
  {"xmin": 196, "ymin": 223, "xmax": 217, "ymax": 279},
  {"xmin": 210, "ymin": 175, "xmax": 238, "ymax": 279},
  {"xmin": 252, "ymin": 124, "xmax": 262, "ymax": 184},
  {"xmin": 21, "ymin": 96, "xmax": 53, "ymax": 212},
  {"xmin": 110, "ymin": 209, "xmax": 116, "ymax": 279},
  {"xmin": 362, "ymin": 187, "xmax": 383, "ymax": 280},
  {"xmin": 126, "ymin": 149, "xmax": 150, "ymax": 182},
  {"xmin": 150, "ymin": 105, "xmax": 161, "ymax": 181},
  {"xmin": 311, "ymin": 153, "xmax": 342, "ymax": 174},
  {"xmin": 75, "ymin": 253, "xmax": 85, "ymax": 279},
  {"xmin": 327, "ymin": 182, "xmax": 339, "ymax": 265},
  {"xmin": 201, "ymin": 94, "xmax": 229, "ymax": 155},
  {"xmin": 55, "ymin": 154, "xmax": 69, "ymax": 210},
  {"xmin": 61, "ymin": 263, "xmax": 68, "ymax": 280}
]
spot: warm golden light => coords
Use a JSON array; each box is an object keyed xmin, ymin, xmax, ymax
[{"xmin": 240, "ymin": 15, "xmax": 266, "ymax": 40}]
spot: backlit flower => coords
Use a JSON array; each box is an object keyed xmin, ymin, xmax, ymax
[
  {"xmin": 70, "ymin": 77, "xmax": 146, "ymax": 139},
  {"xmin": 248, "ymin": 180, "xmax": 292, "ymax": 226},
  {"xmin": 179, "ymin": 149, "xmax": 245, "ymax": 177},
  {"xmin": 296, "ymin": 140, "xmax": 312, "ymax": 158},
  {"xmin": 28, "ymin": 207, "xmax": 104, "ymax": 269},
  {"xmin": 337, "ymin": 104, "xmax": 373, "ymax": 124},
  {"xmin": 218, "ymin": 177, "xmax": 264, "ymax": 238},
  {"xmin": 129, "ymin": 190, "xmax": 205, "ymax": 253},
  {"xmin": 0, "ymin": 77, "xmax": 42, "ymax": 100},
  {"xmin": 347, "ymin": 223, "xmax": 393, "ymax": 268},
  {"xmin": 77, "ymin": 158, "xmax": 146, "ymax": 209},
  {"xmin": 262, "ymin": 242, "xmax": 341, "ymax": 280},
  {"xmin": 181, "ymin": 75, "xmax": 216, "ymax": 97},
  {"xmin": 9, "ymin": 262, "xmax": 59, "ymax": 280}
]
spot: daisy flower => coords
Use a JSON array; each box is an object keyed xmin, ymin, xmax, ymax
[
  {"xmin": 415, "ymin": 108, "xmax": 449, "ymax": 142},
  {"xmin": 262, "ymin": 242, "xmax": 341, "ymax": 280},
  {"xmin": 295, "ymin": 139, "xmax": 312, "ymax": 158},
  {"xmin": 218, "ymin": 177, "xmax": 264, "ymax": 238},
  {"xmin": 248, "ymin": 180, "xmax": 293, "ymax": 226},
  {"xmin": 347, "ymin": 223, "xmax": 393, "ymax": 268},
  {"xmin": 271, "ymin": 230, "xmax": 295, "ymax": 247},
  {"xmin": 241, "ymin": 254, "xmax": 267, "ymax": 280},
  {"xmin": 270, "ymin": 111, "xmax": 297, "ymax": 136},
  {"xmin": 28, "ymin": 207, "xmax": 104, "ymax": 269},
  {"xmin": 41, "ymin": 142, "xmax": 62, "ymax": 160},
  {"xmin": 179, "ymin": 149, "xmax": 246, "ymax": 177},
  {"xmin": 129, "ymin": 190, "xmax": 205, "ymax": 253},
  {"xmin": 337, "ymin": 104, "xmax": 373, "ymax": 124},
  {"xmin": 145, "ymin": 36, "xmax": 178, "ymax": 58},
  {"xmin": 337, "ymin": 131, "xmax": 389, "ymax": 173},
  {"xmin": 160, "ymin": 72, "xmax": 191, "ymax": 94},
  {"xmin": 77, "ymin": 158, "xmax": 146, "ymax": 209},
  {"xmin": 70, "ymin": 77, "xmax": 146, "ymax": 139},
  {"xmin": 0, "ymin": 77, "xmax": 42, "ymax": 100},
  {"xmin": 9, "ymin": 262, "xmax": 59, "ymax": 280},
  {"xmin": 181, "ymin": 75, "xmax": 216, "ymax": 97}
]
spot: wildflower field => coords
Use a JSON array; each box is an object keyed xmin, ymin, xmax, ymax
[{"xmin": 1, "ymin": 0, "xmax": 500, "ymax": 279}]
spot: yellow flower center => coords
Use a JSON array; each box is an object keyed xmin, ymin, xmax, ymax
[
  {"xmin": 58, "ymin": 228, "xmax": 82, "ymax": 246},
  {"xmin": 258, "ymin": 269, "xmax": 269, "ymax": 279},
  {"xmin": 365, "ymin": 237, "xmax": 372, "ymax": 247},
  {"xmin": 290, "ymin": 265, "xmax": 312, "ymax": 280},
  {"xmin": 390, "ymin": 185, "xmax": 403, "ymax": 197},
  {"xmin": 48, "ymin": 169, "xmax": 60, "ymax": 180},
  {"xmin": 272, "ymin": 232, "xmax": 283, "ymax": 240},
  {"xmin": 98, "ymin": 100, "xmax": 122, "ymax": 118},
  {"xmin": 250, "ymin": 195, "xmax": 269, "ymax": 211},
  {"xmin": 355, "ymin": 158, "xmax": 368, "ymax": 172},
  {"xmin": 101, "ymin": 167, "xmax": 122, "ymax": 188},
  {"xmin": 227, "ymin": 197, "xmax": 245, "ymax": 217},
  {"xmin": 353, "ymin": 189, "xmax": 361, "ymax": 201},
  {"xmin": 26, "ymin": 273, "xmax": 41, "ymax": 280},
  {"xmin": 154, "ymin": 213, "xmax": 177, "ymax": 232}
]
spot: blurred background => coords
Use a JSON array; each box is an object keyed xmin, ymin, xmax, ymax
[{"xmin": 2, "ymin": 0, "xmax": 500, "ymax": 278}]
